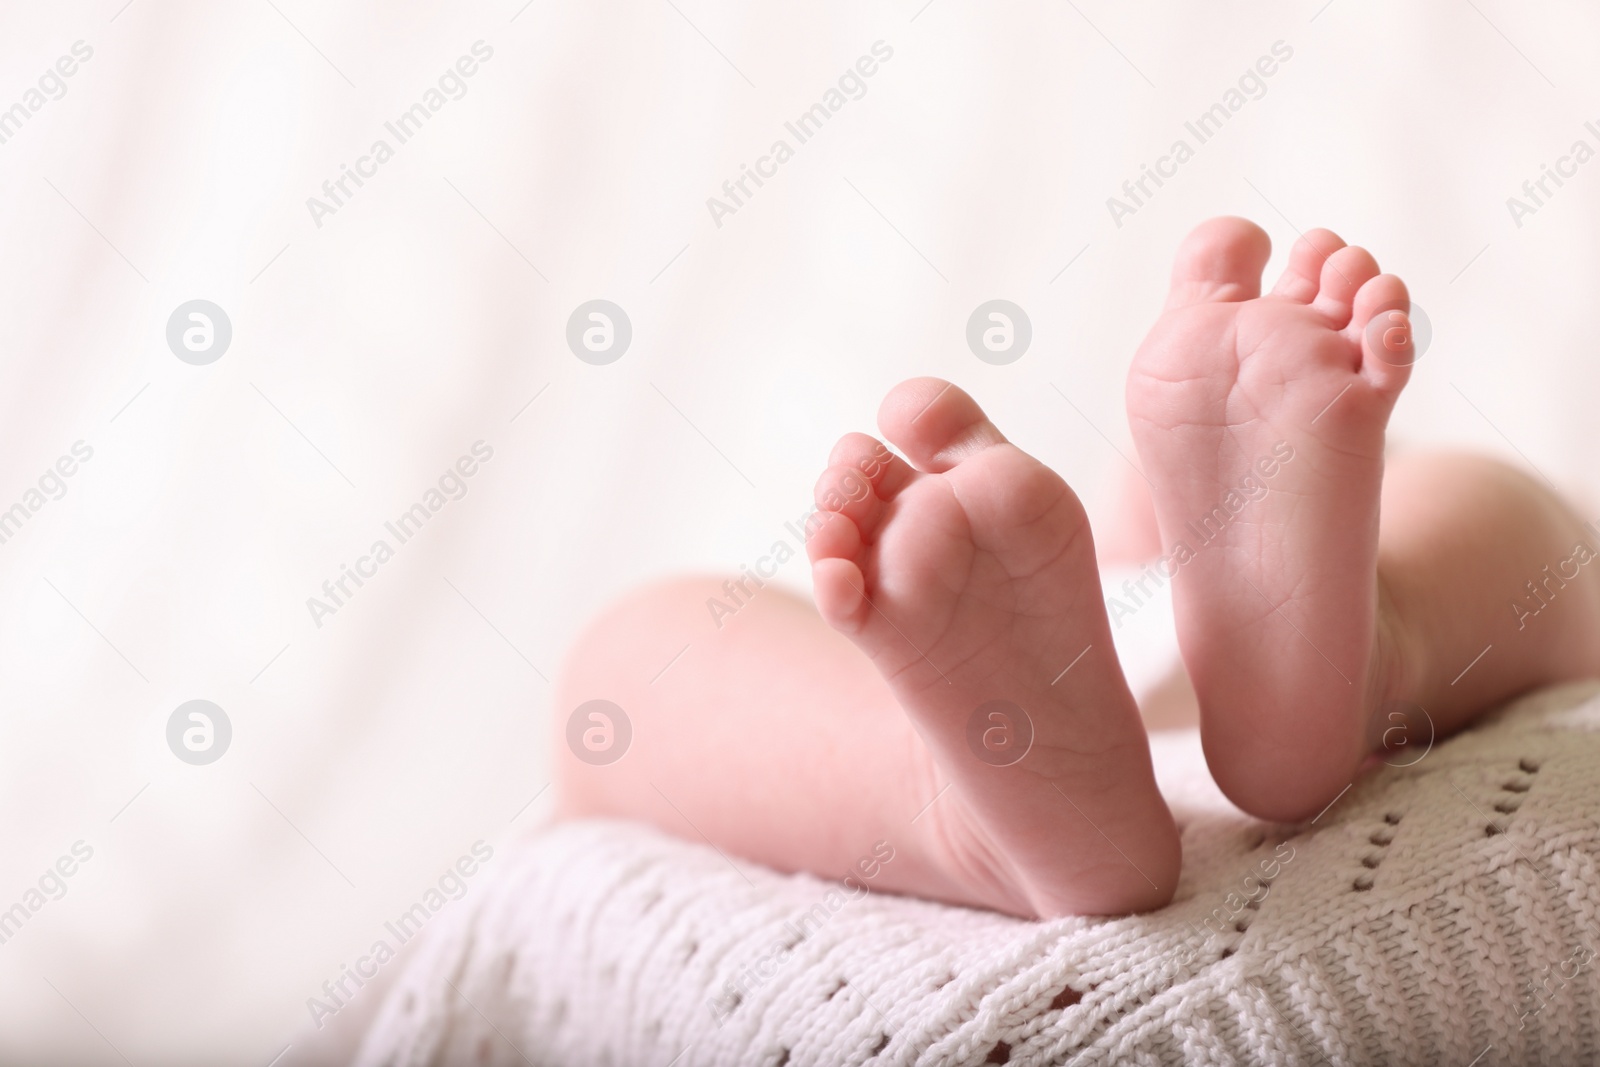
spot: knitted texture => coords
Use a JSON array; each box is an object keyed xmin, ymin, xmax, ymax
[{"xmin": 355, "ymin": 681, "xmax": 1600, "ymax": 1066}]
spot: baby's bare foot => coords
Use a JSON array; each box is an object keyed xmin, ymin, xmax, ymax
[
  {"xmin": 1128, "ymin": 217, "xmax": 1414, "ymax": 821},
  {"xmin": 809, "ymin": 379, "xmax": 1178, "ymax": 917}
]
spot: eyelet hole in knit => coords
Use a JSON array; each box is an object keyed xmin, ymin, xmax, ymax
[
  {"xmin": 984, "ymin": 1040, "xmax": 1011, "ymax": 1063},
  {"xmin": 1353, "ymin": 873, "xmax": 1375, "ymax": 891},
  {"xmin": 1503, "ymin": 779, "xmax": 1532, "ymax": 793},
  {"xmin": 1520, "ymin": 757, "xmax": 1542, "ymax": 773},
  {"xmin": 826, "ymin": 980, "xmax": 847, "ymax": 1001},
  {"xmin": 1370, "ymin": 829, "xmax": 1395, "ymax": 846},
  {"xmin": 773, "ymin": 1049, "xmax": 790, "ymax": 1067},
  {"xmin": 1495, "ymin": 798, "xmax": 1522, "ymax": 814},
  {"xmin": 870, "ymin": 1034, "xmax": 889, "ymax": 1056},
  {"xmin": 1361, "ymin": 855, "xmax": 1383, "ymax": 869},
  {"xmin": 1048, "ymin": 986, "xmax": 1082, "ymax": 1010},
  {"xmin": 1383, "ymin": 812, "xmax": 1403, "ymax": 824},
  {"xmin": 1485, "ymin": 820, "xmax": 1509, "ymax": 836}
]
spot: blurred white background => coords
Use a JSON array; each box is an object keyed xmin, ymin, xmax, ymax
[{"xmin": 1, "ymin": 0, "xmax": 1597, "ymax": 1062}]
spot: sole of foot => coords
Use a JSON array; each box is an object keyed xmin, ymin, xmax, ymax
[
  {"xmin": 1127, "ymin": 216, "xmax": 1416, "ymax": 822},
  {"xmin": 809, "ymin": 378, "xmax": 1179, "ymax": 916}
]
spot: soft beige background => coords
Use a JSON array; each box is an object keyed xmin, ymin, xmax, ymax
[{"xmin": 1, "ymin": 0, "xmax": 1595, "ymax": 1062}]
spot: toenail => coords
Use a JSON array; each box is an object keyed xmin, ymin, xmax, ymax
[{"xmin": 965, "ymin": 699, "xmax": 1034, "ymax": 767}]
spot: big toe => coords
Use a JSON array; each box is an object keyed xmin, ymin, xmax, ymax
[
  {"xmin": 1165, "ymin": 216, "xmax": 1272, "ymax": 309},
  {"xmin": 877, "ymin": 378, "xmax": 1007, "ymax": 474}
]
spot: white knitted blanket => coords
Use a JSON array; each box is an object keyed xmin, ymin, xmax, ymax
[{"xmin": 355, "ymin": 681, "xmax": 1600, "ymax": 1066}]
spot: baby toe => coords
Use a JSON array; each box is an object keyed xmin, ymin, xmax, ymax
[
  {"xmin": 1270, "ymin": 228, "xmax": 1345, "ymax": 303},
  {"xmin": 1351, "ymin": 273, "xmax": 1415, "ymax": 395},
  {"xmin": 815, "ymin": 461, "xmax": 886, "ymax": 537},
  {"xmin": 829, "ymin": 432, "xmax": 914, "ymax": 500},
  {"xmin": 1311, "ymin": 245, "xmax": 1380, "ymax": 327},
  {"xmin": 1164, "ymin": 216, "xmax": 1272, "ymax": 309},
  {"xmin": 810, "ymin": 555, "xmax": 870, "ymax": 632},
  {"xmin": 877, "ymin": 378, "xmax": 1007, "ymax": 474}
]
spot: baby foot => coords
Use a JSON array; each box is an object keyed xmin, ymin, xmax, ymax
[
  {"xmin": 809, "ymin": 379, "xmax": 1179, "ymax": 917},
  {"xmin": 1127, "ymin": 217, "xmax": 1415, "ymax": 821}
]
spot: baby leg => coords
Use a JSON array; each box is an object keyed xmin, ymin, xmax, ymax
[
  {"xmin": 558, "ymin": 381, "xmax": 1182, "ymax": 919},
  {"xmin": 555, "ymin": 578, "xmax": 996, "ymax": 908},
  {"xmin": 1376, "ymin": 452, "xmax": 1600, "ymax": 740}
]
